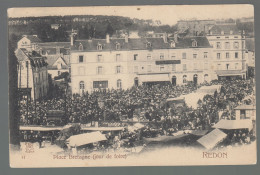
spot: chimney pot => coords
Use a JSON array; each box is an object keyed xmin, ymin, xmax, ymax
[{"xmin": 106, "ymin": 34, "xmax": 110, "ymax": 43}]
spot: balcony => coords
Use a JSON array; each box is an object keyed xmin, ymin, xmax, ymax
[{"xmin": 155, "ymin": 60, "xmax": 181, "ymax": 65}]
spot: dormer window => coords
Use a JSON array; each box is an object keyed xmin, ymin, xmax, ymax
[
  {"xmin": 192, "ymin": 40, "xmax": 197, "ymax": 47},
  {"xmin": 170, "ymin": 41, "xmax": 176, "ymax": 48},
  {"xmin": 221, "ymin": 31, "xmax": 224, "ymax": 35},
  {"xmin": 146, "ymin": 42, "xmax": 152, "ymax": 48},
  {"xmin": 79, "ymin": 43, "xmax": 83, "ymax": 51},
  {"xmin": 97, "ymin": 44, "xmax": 102, "ymax": 50},
  {"xmin": 116, "ymin": 43, "xmax": 121, "ymax": 50},
  {"xmin": 230, "ymin": 30, "xmax": 233, "ymax": 35}
]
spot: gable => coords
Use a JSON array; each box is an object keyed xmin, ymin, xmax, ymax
[
  {"xmin": 53, "ymin": 57, "xmax": 67, "ymax": 67},
  {"xmin": 17, "ymin": 37, "xmax": 31, "ymax": 48}
]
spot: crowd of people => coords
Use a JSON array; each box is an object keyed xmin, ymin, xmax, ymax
[{"xmin": 18, "ymin": 78, "xmax": 255, "ymax": 150}]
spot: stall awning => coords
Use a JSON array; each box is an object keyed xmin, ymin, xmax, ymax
[
  {"xmin": 197, "ymin": 129, "xmax": 227, "ymax": 150},
  {"xmin": 20, "ymin": 125, "xmax": 64, "ymax": 131},
  {"xmin": 67, "ymin": 131, "xmax": 107, "ymax": 147},
  {"xmin": 212, "ymin": 119, "xmax": 253, "ymax": 130},
  {"xmin": 139, "ymin": 74, "xmax": 170, "ymax": 82},
  {"xmin": 80, "ymin": 127, "xmax": 124, "ymax": 131}
]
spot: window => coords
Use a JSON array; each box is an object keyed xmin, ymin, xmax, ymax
[
  {"xmin": 116, "ymin": 66, "xmax": 121, "ymax": 74},
  {"xmin": 183, "ymin": 64, "xmax": 187, "ymax": 71},
  {"xmin": 192, "ymin": 40, "xmax": 197, "ymax": 47},
  {"xmin": 160, "ymin": 53, "xmax": 164, "ymax": 60},
  {"xmin": 204, "ymin": 63, "xmax": 208, "ymax": 70},
  {"xmin": 193, "ymin": 54, "xmax": 197, "ymax": 59},
  {"xmin": 235, "ymin": 63, "xmax": 239, "ymax": 70},
  {"xmin": 204, "ymin": 52, "xmax": 208, "ymax": 58},
  {"xmin": 225, "ymin": 42, "xmax": 230, "ymax": 49},
  {"xmin": 116, "ymin": 54, "xmax": 121, "ymax": 62},
  {"xmin": 216, "ymin": 37, "xmax": 220, "ymax": 39},
  {"xmin": 234, "ymin": 42, "xmax": 239, "ymax": 49},
  {"xmin": 226, "ymin": 52, "xmax": 230, "ymax": 59},
  {"xmin": 134, "ymin": 66, "xmax": 138, "ymax": 73},
  {"xmin": 117, "ymin": 79, "xmax": 122, "ymax": 89},
  {"xmin": 79, "ymin": 55, "xmax": 84, "ymax": 63},
  {"xmin": 182, "ymin": 52, "xmax": 186, "ymax": 59},
  {"xmin": 234, "ymin": 36, "xmax": 238, "ymax": 39},
  {"xmin": 97, "ymin": 55, "xmax": 103, "ymax": 62},
  {"xmin": 58, "ymin": 71, "xmax": 61, "ymax": 76},
  {"xmin": 194, "ymin": 63, "xmax": 197, "ymax": 70},
  {"xmin": 226, "ymin": 64, "xmax": 229, "ymax": 70},
  {"xmin": 97, "ymin": 44, "xmax": 102, "ymax": 50},
  {"xmin": 78, "ymin": 67, "xmax": 85, "ymax": 75},
  {"xmin": 235, "ymin": 52, "xmax": 239, "ymax": 58},
  {"xmin": 170, "ymin": 41, "xmax": 176, "ymax": 48},
  {"xmin": 79, "ymin": 81, "xmax": 85, "ymax": 89},
  {"xmin": 134, "ymin": 54, "xmax": 138, "ymax": 61},
  {"xmin": 79, "ymin": 44, "xmax": 83, "ymax": 51},
  {"xmin": 146, "ymin": 42, "xmax": 152, "ymax": 48},
  {"xmin": 116, "ymin": 43, "xmax": 120, "ymax": 50},
  {"xmin": 171, "ymin": 53, "xmax": 176, "ymax": 60},
  {"xmin": 147, "ymin": 54, "xmax": 151, "ymax": 60},
  {"xmin": 183, "ymin": 75, "xmax": 187, "ymax": 83},
  {"xmin": 216, "ymin": 42, "xmax": 221, "ymax": 49},
  {"xmin": 97, "ymin": 66, "xmax": 103, "ymax": 74},
  {"xmin": 217, "ymin": 53, "xmax": 221, "ymax": 59},
  {"xmin": 172, "ymin": 64, "xmax": 176, "ymax": 72},
  {"xmin": 160, "ymin": 66, "xmax": 165, "ymax": 71}
]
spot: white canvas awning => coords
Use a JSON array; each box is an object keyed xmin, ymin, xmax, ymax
[
  {"xmin": 80, "ymin": 127, "xmax": 124, "ymax": 131},
  {"xmin": 212, "ymin": 119, "xmax": 253, "ymax": 130},
  {"xmin": 67, "ymin": 131, "xmax": 107, "ymax": 147},
  {"xmin": 20, "ymin": 125, "xmax": 63, "ymax": 131},
  {"xmin": 197, "ymin": 129, "xmax": 227, "ymax": 150}
]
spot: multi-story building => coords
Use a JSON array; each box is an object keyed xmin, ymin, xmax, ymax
[
  {"xmin": 17, "ymin": 35, "xmax": 42, "ymax": 51},
  {"xmin": 70, "ymin": 34, "xmax": 216, "ymax": 94},
  {"xmin": 207, "ymin": 24, "xmax": 247, "ymax": 80},
  {"xmin": 15, "ymin": 48, "xmax": 49, "ymax": 100}
]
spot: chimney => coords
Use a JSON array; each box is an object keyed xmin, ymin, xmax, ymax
[
  {"xmin": 163, "ymin": 32, "xmax": 168, "ymax": 43},
  {"xmin": 174, "ymin": 32, "xmax": 178, "ymax": 43},
  {"xmin": 125, "ymin": 34, "xmax": 128, "ymax": 43},
  {"xmin": 56, "ymin": 47, "xmax": 60, "ymax": 55},
  {"xmin": 70, "ymin": 34, "xmax": 74, "ymax": 46},
  {"xmin": 106, "ymin": 34, "xmax": 110, "ymax": 43}
]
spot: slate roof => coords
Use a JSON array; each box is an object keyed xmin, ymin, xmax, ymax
[
  {"xmin": 71, "ymin": 36, "xmax": 211, "ymax": 52},
  {"xmin": 15, "ymin": 48, "xmax": 48, "ymax": 68},
  {"xmin": 209, "ymin": 24, "xmax": 240, "ymax": 35},
  {"xmin": 23, "ymin": 35, "xmax": 42, "ymax": 43}
]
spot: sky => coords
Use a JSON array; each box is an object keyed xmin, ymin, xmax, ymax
[{"xmin": 8, "ymin": 5, "xmax": 254, "ymax": 25}]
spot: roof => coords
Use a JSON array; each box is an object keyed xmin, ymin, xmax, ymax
[
  {"xmin": 245, "ymin": 38, "xmax": 255, "ymax": 51},
  {"xmin": 45, "ymin": 55, "xmax": 69, "ymax": 69},
  {"xmin": 209, "ymin": 24, "xmax": 240, "ymax": 35},
  {"xmin": 197, "ymin": 129, "xmax": 227, "ymax": 150},
  {"xmin": 22, "ymin": 35, "xmax": 42, "ymax": 43},
  {"xmin": 213, "ymin": 119, "xmax": 253, "ymax": 130},
  {"xmin": 20, "ymin": 125, "xmax": 63, "ymax": 131},
  {"xmin": 71, "ymin": 36, "xmax": 211, "ymax": 52},
  {"xmin": 15, "ymin": 48, "xmax": 48, "ymax": 68},
  {"xmin": 234, "ymin": 105, "xmax": 256, "ymax": 110},
  {"xmin": 38, "ymin": 42, "xmax": 71, "ymax": 48}
]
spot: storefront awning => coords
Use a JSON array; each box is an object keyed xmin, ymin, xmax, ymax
[
  {"xmin": 139, "ymin": 74, "xmax": 170, "ymax": 82},
  {"xmin": 215, "ymin": 70, "xmax": 243, "ymax": 76}
]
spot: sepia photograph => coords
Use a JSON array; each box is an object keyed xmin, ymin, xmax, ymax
[{"xmin": 8, "ymin": 5, "xmax": 256, "ymax": 167}]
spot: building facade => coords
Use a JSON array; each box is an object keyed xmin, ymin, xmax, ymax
[
  {"xmin": 70, "ymin": 34, "xmax": 216, "ymax": 94},
  {"xmin": 15, "ymin": 48, "xmax": 49, "ymax": 100},
  {"xmin": 207, "ymin": 24, "xmax": 247, "ymax": 80}
]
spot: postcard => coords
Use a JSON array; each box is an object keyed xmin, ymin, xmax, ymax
[{"xmin": 8, "ymin": 5, "xmax": 256, "ymax": 167}]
